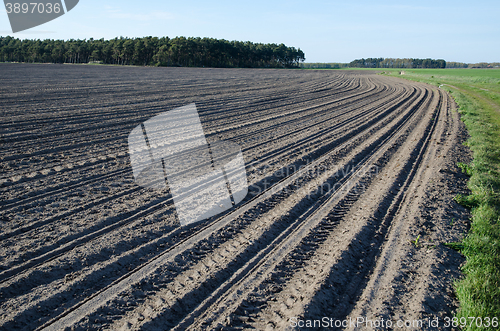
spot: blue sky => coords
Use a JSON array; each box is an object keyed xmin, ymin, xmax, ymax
[{"xmin": 1, "ymin": 0, "xmax": 499, "ymax": 63}]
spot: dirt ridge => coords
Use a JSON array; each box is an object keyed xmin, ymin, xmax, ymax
[{"xmin": 0, "ymin": 65, "xmax": 470, "ymax": 330}]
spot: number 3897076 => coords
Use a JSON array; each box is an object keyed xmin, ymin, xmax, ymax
[{"xmin": 5, "ymin": 3, "xmax": 61, "ymax": 14}]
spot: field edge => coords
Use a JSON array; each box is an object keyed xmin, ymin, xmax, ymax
[{"xmin": 383, "ymin": 69, "xmax": 500, "ymax": 330}]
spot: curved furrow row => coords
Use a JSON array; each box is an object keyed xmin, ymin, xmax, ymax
[
  {"xmin": 0, "ymin": 66, "xmax": 465, "ymax": 331},
  {"xmin": 0, "ymin": 75, "xmax": 379, "ymax": 207},
  {"xmin": 105, "ymin": 83, "xmax": 437, "ymax": 331},
  {"xmin": 0, "ymin": 76, "xmax": 410, "ymax": 282},
  {"xmin": 0, "ymin": 71, "xmax": 345, "ymax": 137},
  {"xmin": 0, "ymin": 74, "xmax": 353, "ymax": 163},
  {"xmin": 19, "ymin": 80, "xmax": 422, "ymax": 329},
  {"xmin": 0, "ymin": 76, "xmax": 385, "ymax": 224}
]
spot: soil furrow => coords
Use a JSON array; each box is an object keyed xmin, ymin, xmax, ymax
[{"xmin": 0, "ymin": 65, "xmax": 470, "ymax": 331}]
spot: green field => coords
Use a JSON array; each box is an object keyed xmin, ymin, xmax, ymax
[
  {"xmin": 384, "ymin": 69, "xmax": 500, "ymax": 105},
  {"xmin": 382, "ymin": 68, "xmax": 500, "ymax": 330}
]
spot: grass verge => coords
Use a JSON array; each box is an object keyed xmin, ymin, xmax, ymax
[{"xmin": 382, "ymin": 69, "xmax": 500, "ymax": 329}]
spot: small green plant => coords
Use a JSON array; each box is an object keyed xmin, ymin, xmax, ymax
[
  {"xmin": 411, "ymin": 234, "xmax": 421, "ymax": 247},
  {"xmin": 457, "ymin": 162, "xmax": 474, "ymax": 176}
]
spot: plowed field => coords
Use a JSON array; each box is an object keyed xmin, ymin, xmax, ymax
[{"xmin": 0, "ymin": 64, "xmax": 471, "ymax": 330}]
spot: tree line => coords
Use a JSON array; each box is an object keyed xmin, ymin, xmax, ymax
[
  {"xmin": 349, "ymin": 57, "xmax": 446, "ymax": 69},
  {"xmin": 0, "ymin": 36, "xmax": 305, "ymax": 68},
  {"xmin": 446, "ymin": 61, "xmax": 469, "ymax": 68},
  {"xmin": 301, "ymin": 60, "xmax": 499, "ymax": 70},
  {"xmin": 467, "ymin": 62, "xmax": 500, "ymax": 69},
  {"xmin": 299, "ymin": 62, "xmax": 349, "ymax": 69}
]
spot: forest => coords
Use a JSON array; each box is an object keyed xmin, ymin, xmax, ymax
[
  {"xmin": 0, "ymin": 36, "xmax": 305, "ymax": 68},
  {"xmin": 349, "ymin": 57, "xmax": 446, "ymax": 69}
]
